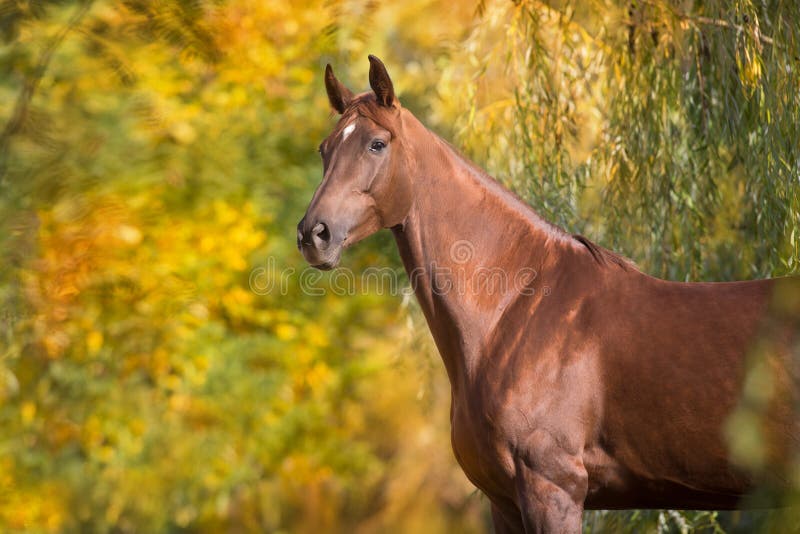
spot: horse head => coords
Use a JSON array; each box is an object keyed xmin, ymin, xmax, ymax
[{"xmin": 297, "ymin": 55, "xmax": 414, "ymax": 270}]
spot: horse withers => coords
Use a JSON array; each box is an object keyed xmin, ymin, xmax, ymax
[{"xmin": 297, "ymin": 55, "xmax": 800, "ymax": 533}]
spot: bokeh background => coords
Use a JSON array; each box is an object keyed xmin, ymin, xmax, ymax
[{"xmin": 0, "ymin": 0, "xmax": 798, "ymax": 532}]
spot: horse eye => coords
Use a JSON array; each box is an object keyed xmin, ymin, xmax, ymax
[{"xmin": 369, "ymin": 140, "xmax": 386, "ymax": 153}]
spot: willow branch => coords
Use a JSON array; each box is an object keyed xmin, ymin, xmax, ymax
[
  {"xmin": 692, "ymin": 16, "xmax": 775, "ymax": 47},
  {"xmin": 0, "ymin": 0, "xmax": 94, "ymax": 176}
]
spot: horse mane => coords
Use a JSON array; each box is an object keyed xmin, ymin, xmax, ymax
[{"xmin": 572, "ymin": 234, "xmax": 634, "ymax": 271}]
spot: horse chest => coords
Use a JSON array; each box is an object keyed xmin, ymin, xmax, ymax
[{"xmin": 450, "ymin": 394, "xmax": 516, "ymax": 497}]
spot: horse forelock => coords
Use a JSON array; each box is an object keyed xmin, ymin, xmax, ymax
[{"xmin": 334, "ymin": 93, "xmax": 402, "ymax": 140}]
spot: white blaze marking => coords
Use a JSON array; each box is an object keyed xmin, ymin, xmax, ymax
[{"xmin": 342, "ymin": 123, "xmax": 356, "ymax": 141}]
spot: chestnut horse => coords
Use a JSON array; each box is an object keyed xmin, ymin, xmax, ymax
[{"xmin": 297, "ymin": 56, "xmax": 800, "ymax": 533}]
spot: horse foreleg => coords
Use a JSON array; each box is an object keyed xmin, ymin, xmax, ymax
[
  {"xmin": 514, "ymin": 471, "xmax": 584, "ymax": 533},
  {"xmin": 513, "ymin": 432, "xmax": 588, "ymax": 534},
  {"xmin": 490, "ymin": 500, "xmax": 525, "ymax": 534}
]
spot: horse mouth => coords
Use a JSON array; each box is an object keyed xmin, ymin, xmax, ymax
[
  {"xmin": 312, "ymin": 259, "xmax": 340, "ymax": 271},
  {"xmin": 306, "ymin": 248, "xmax": 342, "ymax": 271},
  {"xmin": 300, "ymin": 243, "xmax": 342, "ymax": 270}
]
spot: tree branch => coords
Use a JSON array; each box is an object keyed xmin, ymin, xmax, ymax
[
  {"xmin": 0, "ymin": 0, "xmax": 94, "ymax": 178},
  {"xmin": 691, "ymin": 16, "xmax": 775, "ymax": 47}
]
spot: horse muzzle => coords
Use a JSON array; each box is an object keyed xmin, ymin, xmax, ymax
[{"xmin": 297, "ymin": 217, "xmax": 343, "ymax": 270}]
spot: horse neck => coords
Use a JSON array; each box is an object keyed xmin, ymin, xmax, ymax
[{"xmin": 391, "ymin": 113, "xmax": 570, "ymax": 388}]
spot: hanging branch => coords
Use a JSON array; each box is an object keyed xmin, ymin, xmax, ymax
[
  {"xmin": 638, "ymin": 0, "xmax": 778, "ymax": 48},
  {"xmin": 691, "ymin": 15, "xmax": 775, "ymax": 48},
  {"xmin": 0, "ymin": 0, "xmax": 94, "ymax": 178}
]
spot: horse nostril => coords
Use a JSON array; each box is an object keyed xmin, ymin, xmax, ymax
[{"xmin": 312, "ymin": 222, "xmax": 331, "ymax": 244}]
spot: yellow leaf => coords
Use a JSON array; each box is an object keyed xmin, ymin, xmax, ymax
[
  {"xmin": 21, "ymin": 402, "xmax": 36, "ymax": 424},
  {"xmin": 275, "ymin": 323, "xmax": 297, "ymax": 341},
  {"xmin": 87, "ymin": 330, "xmax": 103, "ymax": 355}
]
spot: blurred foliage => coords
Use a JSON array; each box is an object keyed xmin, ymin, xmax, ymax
[
  {"xmin": 0, "ymin": 0, "xmax": 798, "ymax": 533},
  {"xmin": 0, "ymin": 0, "xmax": 483, "ymax": 532}
]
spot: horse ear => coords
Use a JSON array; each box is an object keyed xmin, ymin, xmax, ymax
[
  {"xmin": 368, "ymin": 55, "xmax": 397, "ymax": 108},
  {"xmin": 325, "ymin": 64, "xmax": 353, "ymax": 114}
]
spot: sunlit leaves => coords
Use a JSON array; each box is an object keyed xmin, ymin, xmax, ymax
[
  {"xmin": 444, "ymin": 0, "xmax": 799, "ymax": 282},
  {"xmin": 0, "ymin": 1, "xmax": 483, "ymax": 532}
]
